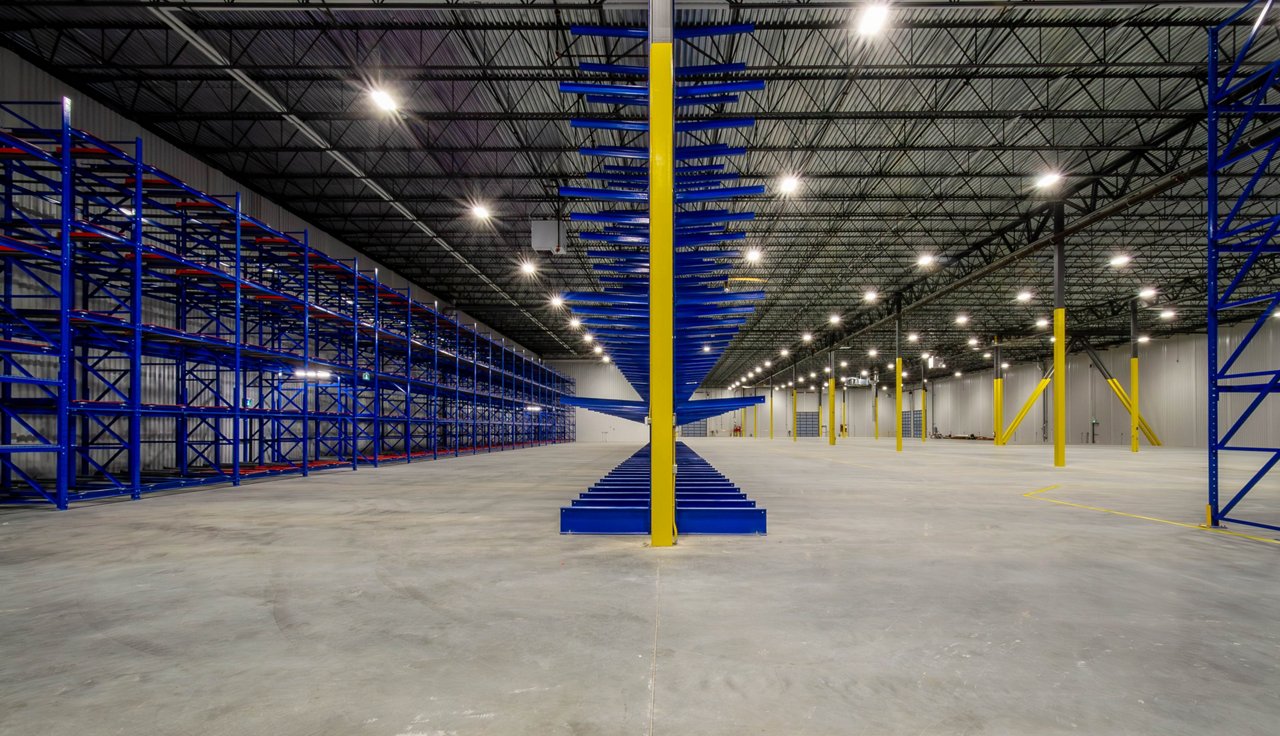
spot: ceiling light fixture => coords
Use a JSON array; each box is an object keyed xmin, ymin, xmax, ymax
[
  {"xmin": 1109, "ymin": 254, "xmax": 1132, "ymax": 268},
  {"xmin": 1016, "ymin": 291, "xmax": 1033, "ymax": 303},
  {"xmin": 863, "ymin": 289, "xmax": 878, "ymax": 302},
  {"xmin": 1138, "ymin": 287, "xmax": 1157, "ymax": 299},
  {"xmin": 778, "ymin": 175, "xmax": 800, "ymax": 194},
  {"xmin": 745, "ymin": 248, "xmax": 762, "ymax": 263},
  {"xmin": 369, "ymin": 88, "xmax": 398, "ymax": 112},
  {"xmin": 917, "ymin": 254, "xmax": 935, "ymax": 267},
  {"xmin": 858, "ymin": 3, "xmax": 891, "ymax": 36},
  {"xmin": 955, "ymin": 314, "xmax": 969, "ymax": 325},
  {"xmin": 472, "ymin": 204, "xmax": 491, "ymax": 220},
  {"xmin": 1034, "ymin": 171, "xmax": 1062, "ymax": 189}
]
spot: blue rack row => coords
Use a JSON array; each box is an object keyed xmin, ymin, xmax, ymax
[
  {"xmin": 560, "ymin": 442, "xmax": 766, "ymax": 534},
  {"xmin": 0, "ymin": 98, "xmax": 575, "ymax": 510},
  {"xmin": 1207, "ymin": 2, "xmax": 1280, "ymax": 532}
]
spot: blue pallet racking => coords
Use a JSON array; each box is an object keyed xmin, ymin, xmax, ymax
[
  {"xmin": 0, "ymin": 98, "xmax": 574, "ymax": 509},
  {"xmin": 1207, "ymin": 1, "xmax": 1280, "ymax": 531}
]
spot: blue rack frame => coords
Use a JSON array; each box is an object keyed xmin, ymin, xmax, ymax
[
  {"xmin": 0, "ymin": 98, "xmax": 575, "ymax": 509},
  {"xmin": 1207, "ymin": 2, "xmax": 1280, "ymax": 532}
]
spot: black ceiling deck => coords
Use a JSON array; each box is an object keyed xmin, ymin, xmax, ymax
[{"xmin": 3, "ymin": 1, "xmax": 1275, "ymax": 385}]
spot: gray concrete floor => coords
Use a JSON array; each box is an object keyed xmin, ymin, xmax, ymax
[{"xmin": 2, "ymin": 438, "xmax": 1278, "ymax": 736}]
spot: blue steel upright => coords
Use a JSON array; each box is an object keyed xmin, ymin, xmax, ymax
[{"xmin": 1207, "ymin": 0, "xmax": 1280, "ymax": 532}]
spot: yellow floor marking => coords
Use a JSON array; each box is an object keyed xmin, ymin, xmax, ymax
[{"xmin": 1023, "ymin": 485, "xmax": 1280, "ymax": 546}]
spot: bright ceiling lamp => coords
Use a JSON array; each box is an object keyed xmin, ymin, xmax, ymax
[
  {"xmin": 1035, "ymin": 318, "xmax": 1049, "ymax": 328},
  {"xmin": 954, "ymin": 314, "xmax": 969, "ymax": 325},
  {"xmin": 520, "ymin": 261, "xmax": 537, "ymax": 275},
  {"xmin": 1138, "ymin": 287, "xmax": 1157, "ymax": 299},
  {"xmin": 802, "ymin": 332, "xmax": 813, "ymax": 343},
  {"xmin": 863, "ymin": 289, "xmax": 878, "ymax": 302},
  {"xmin": 916, "ymin": 254, "xmax": 935, "ymax": 267},
  {"xmin": 702, "ymin": 345, "xmax": 711, "ymax": 353},
  {"xmin": 1109, "ymin": 254, "xmax": 1132, "ymax": 268},
  {"xmin": 868, "ymin": 348, "xmax": 878, "ymax": 357},
  {"xmin": 1016, "ymin": 291, "xmax": 1033, "ymax": 303},
  {"xmin": 1160, "ymin": 309, "xmax": 1176, "ymax": 320},
  {"xmin": 907, "ymin": 332, "xmax": 919, "ymax": 343},
  {"xmin": 745, "ymin": 248, "xmax": 762, "ymax": 263},
  {"xmin": 857, "ymin": 3, "xmax": 891, "ymax": 36},
  {"xmin": 550, "ymin": 295, "xmax": 564, "ymax": 308},
  {"xmin": 778, "ymin": 175, "xmax": 800, "ymax": 195},
  {"xmin": 967, "ymin": 337, "xmax": 979, "ymax": 346},
  {"xmin": 471, "ymin": 203, "xmax": 491, "ymax": 220},
  {"xmin": 1034, "ymin": 171, "xmax": 1062, "ymax": 189},
  {"xmin": 780, "ymin": 348, "xmax": 790, "ymax": 357},
  {"xmin": 369, "ymin": 88, "xmax": 398, "ymax": 112},
  {"xmin": 569, "ymin": 317, "xmax": 582, "ymax": 329},
  {"xmin": 593, "ymin": 345, "xmax": 603, "ymax": 354},
  {"xmin": 829, "ymin": 314, "xmax": 842, "ymax": 325},
  {"xmin": 764, "ymin": 360, "xmax": 772, "ymax": 367}
]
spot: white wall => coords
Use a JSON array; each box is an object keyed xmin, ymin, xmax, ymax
[
  {"xmin": 928, "ymin": 321, "xmax": 1280, "ymax": 448},
  {"xmin": 547, "ymin": 360, "xmax": 649, "ymax": 444},
  {"xmin": 557, "ymin": 320, "xmax": 1278, "ymax": 449}
]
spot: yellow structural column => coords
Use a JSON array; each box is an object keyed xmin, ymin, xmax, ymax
[
  {"xmin": 791, "ymin": 388, "xmax": 797, "ymax": 442},
  {"xmin": 895, "ymin": 358, "xmax": 903, "ymax": 452},
  {"xmin": 840, "ymin": 392, "xmax": 847, "ymax": 438},
  {"xmin": 1130, "ymin": 357, "xmax": 1140, "ymax": 453},
  {"xmin": 1053, "ymin": 307, "xmax": 1066, "ymax": 467},
  {"xmin": 647, "ymin": 36, "xmax": 675, "ymax": 547},
  {"xmin": 753, "ymin": 404, "xmax": 758, "ymax": 439},
  {"xmin": 827, "ymin": 378, "xmax": 836, "ymax": 446},
  {"xmin": 769, "ymin": 388, "xmax": 774, "ymax": 439},
  {"xmin": 993, "ymin": 377, "xmax": 1004, "ymax": 445},
  {"xmin": 873, "ymin": 387, "xmax": 879, "ymax": 440},
  {"xmin": 921, "ymin": 385, "xmax": 927, "ymax": 443}
]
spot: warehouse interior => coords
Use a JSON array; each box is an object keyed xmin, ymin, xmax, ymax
[{"xmin": 1, "ymin": 1, "xmax": 1278, "ymax": 734}]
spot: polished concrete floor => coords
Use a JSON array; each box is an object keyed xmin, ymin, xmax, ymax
[{"xmin": 1, "ymin": 438, "xmax": 1278, "ymax": 736}]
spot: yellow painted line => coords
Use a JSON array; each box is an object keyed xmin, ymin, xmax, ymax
[{"xmin": 1023, "ymin": 484, "xmax": 1280, "ymax": 546}]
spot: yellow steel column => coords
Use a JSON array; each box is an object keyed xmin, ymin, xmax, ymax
[
  {"xmin": 741, "ymin": 406, "xmax": 746, "ymax": 438},
  {"xmin": 827, "ymin": 378, "xmax": 836, "ymax": 445},
  {"xmin": 1129, "ymin": 299, "xmax": 1139, "ymax": 453},
  {"xmin": 895, "ymin": 358, "xmax": 903, "ymax": 452},
  {"xmin": 840, "ymin": 391, "xmax": 847, "ymax": 438},
  {"xmin": 1052, "ymin": 200, "xmax": 1066, "ymax": 468},
  {"xmin": 1053, "ymin": 307, "xmax": 1066, "ymax": 467},
  {"xmin": 648, "ymin": 34, "xmax": 675, "ymax": 547},
  {"xmin": 791, "ymin": 388, "xmax": 797, "ymax": 441},
  {"xmin": 993, "ymin": 377, "xmax": 1004, "ymax": 445},
  {"xmin": 753, "ymin": 403, "xmax": 758, "ymax": 439},
  {"xmin": 1130, "ymin": 357, "xmax": 1140, "ymax": 453},
  {"xmin": 769, "ymin": 387, "xmax": 774, "ymax": 439},
  {"xmin": 873, "ymin": 386, "xmax": 879, "ymax": 440},
  {"xmin": 921, "ymin": 385, "xmax": 927, "ymax": 443}
]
